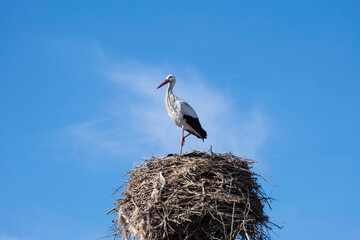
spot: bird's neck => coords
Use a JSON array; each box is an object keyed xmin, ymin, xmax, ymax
[
  {"xmin": 165, "ymin": 82, "xmax": 176, "ymax": 111},
  {"xmin": 166, "ymin": 81, "xmax": 175, "ymax": 97}
]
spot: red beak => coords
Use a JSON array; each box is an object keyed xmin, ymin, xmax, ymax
[{"xmin": 157, "ymin": 79, "xmax": 169, "ymax": 89}]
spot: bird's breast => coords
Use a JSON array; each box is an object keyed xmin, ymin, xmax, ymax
[{"xmin": 165, "ymin": 95, "xmax": 184, "ymax": 127}]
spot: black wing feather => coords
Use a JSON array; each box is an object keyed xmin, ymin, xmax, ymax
[{"xmin": 183, "ymin": 115, "xmax": 207, "ymax": 140}]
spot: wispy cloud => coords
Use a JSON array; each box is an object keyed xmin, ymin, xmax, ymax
[
  {"xmin": 0, "ymin": 233, "xmax": 19, "ymax": 240},
  {"xmin": 61, "ymin": 55, "xmax": 270, "ymax": 163}
]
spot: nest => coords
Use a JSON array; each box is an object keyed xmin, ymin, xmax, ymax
[{"xmin": 109, "ymin": 151, "xmax": 276, "ymax": 240}]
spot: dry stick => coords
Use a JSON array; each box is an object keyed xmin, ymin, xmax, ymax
[{"xmin": 230, "ymin": 201, "xmax": 235, "ymax": 239}]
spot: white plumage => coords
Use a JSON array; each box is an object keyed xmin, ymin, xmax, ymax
[{"xmin": 157, "ymin": 75, "xmax": 207, "ymax": 154}]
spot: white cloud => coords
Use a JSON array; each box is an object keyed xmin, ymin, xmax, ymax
[
  {"xmin": 0, "ymin": 233, "xmax": 18, "ymax": 240},
  {"xmin": 62, "ymin": 59, "xmax": 270, "ymax": 163}
]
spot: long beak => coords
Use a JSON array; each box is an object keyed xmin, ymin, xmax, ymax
[{"xmin": 157, "ymin": 79, "xmax": 169, "ymax": 89}]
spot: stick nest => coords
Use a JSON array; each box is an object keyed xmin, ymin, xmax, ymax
[{"xmin": 109, "ymin": 151, "xmax": 276, "ymax": 240}]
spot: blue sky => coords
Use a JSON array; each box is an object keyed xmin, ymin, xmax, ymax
[{"xmin": 0, "ymin": 1, "xmax": 359, "ymax": 239}]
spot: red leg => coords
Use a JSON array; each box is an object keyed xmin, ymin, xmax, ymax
[{"xmin": 180, "ymin": 126, "xmax": 184, "ymax": 155}]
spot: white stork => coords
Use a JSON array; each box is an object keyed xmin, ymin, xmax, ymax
[{"xmin": 157, "ymin": 75, "xmax": 207, "ymax": 154}]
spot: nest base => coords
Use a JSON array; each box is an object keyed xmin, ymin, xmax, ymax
[{"xmin": 109, "ymin": 151, "xmax": 275, "ymax": 240}]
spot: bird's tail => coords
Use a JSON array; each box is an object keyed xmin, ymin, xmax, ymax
[{"xmin": 199, "ymin": 128, "xmax": 207, "ymax": 140}]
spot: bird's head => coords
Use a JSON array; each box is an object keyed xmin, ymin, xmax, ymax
[{"xmin": 157, "ymin": 75, "xmax": 176, "ymax": 89}]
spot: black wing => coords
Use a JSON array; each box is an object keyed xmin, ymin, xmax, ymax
[{"xmin": 183, "ymin": 115, "xmax": 207, "ymax": 140}]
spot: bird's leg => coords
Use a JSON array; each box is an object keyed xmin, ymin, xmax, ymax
[
  {"xmin": 180, "ymin": 126, "xmax": 184, "ymax": 155},
  {"xmin": 182, "ymin": 132, "xmax": 191, "ymax": 145},
  {"xmin": 181, "ymin": 132, "xmax": 191, "ymax": 148},
  {"xmin": 182, "ymin": 126, "xmax": 184, "ymax": 144},
  {"xmin": 180, "ymin": 129, "xmax": 192, "ymax": 155}
]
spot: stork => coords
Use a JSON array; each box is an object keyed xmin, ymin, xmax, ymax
[{"xmin": 157, "ymin": 75, "xmax": 207, "ymax": 155}]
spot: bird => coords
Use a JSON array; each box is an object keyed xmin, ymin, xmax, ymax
[{"xmin": 157, "ymin": 75, "xmax": 207, "ymax": 155}]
